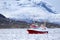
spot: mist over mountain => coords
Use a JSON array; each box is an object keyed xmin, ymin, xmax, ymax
[{"xmin": 0, "ymin": 0, "xmax": 60, "ymax": 24}]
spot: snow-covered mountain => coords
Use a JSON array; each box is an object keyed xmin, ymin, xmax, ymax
[{"xmin": 0, "ymin": 0, "xmax": 60, "ymax": 24}]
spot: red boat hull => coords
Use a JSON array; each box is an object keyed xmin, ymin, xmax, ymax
[{"xmin": 27, "ymin": 30, "xmax": 48, "ymax": 34}]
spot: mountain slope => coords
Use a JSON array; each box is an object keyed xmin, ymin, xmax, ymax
[{"xmin": 0, "ymin": 0, "xmax": 60, "ymax": 25}]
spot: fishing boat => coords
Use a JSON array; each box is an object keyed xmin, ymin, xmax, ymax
[
  {"xmin": 27, "ymin": 29, "xmax": 48, "ymax": 34},
  {"xmin": 27, "ymin": 24, "xmax": 48, "ymax": 34}
]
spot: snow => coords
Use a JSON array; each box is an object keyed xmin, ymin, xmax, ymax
[
  {"xmin": 0, "ymin": 0, "xmax": 60, "ymax": 24},
  {"xmin": 0, "ymin": 28, "xmax": 60, "ymax": 40}
]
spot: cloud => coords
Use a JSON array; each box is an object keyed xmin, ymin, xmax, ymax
[{"xmin": 0, "ymin": 0, "xmax": 60, "ymax": 24}]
